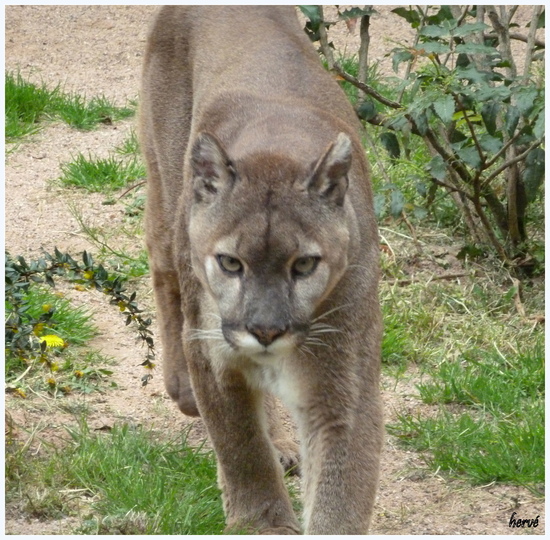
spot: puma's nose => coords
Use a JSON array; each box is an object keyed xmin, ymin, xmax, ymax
[{"xmin": 246, "ymin": 324, "xmax": 287, "ymax": 347}]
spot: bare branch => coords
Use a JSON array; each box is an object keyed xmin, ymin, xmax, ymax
[
  {"xmin": 317, "ymin": 6, "xmax": 335, "ymax": 68},
  {"xmin": 483, "ymin": 138, "xmax": 544, "ymax": 187},
  {"xmin": 523, "ymin": 6, "xmax": 544, "ymax": 81},
  {"xmin": 332, "ymin": 63, "xmax": 402, "ymax": 109},
  {"xmin": 357, "ymin": 8, "xmax": 372, "ymax": 102},
  {"xmin": 487, "ymin": 7, "xmax": 518, "ymax": 78},
  {"xmin": 486, "ymin": 32, "xmax": 545, "ymax": 49}
]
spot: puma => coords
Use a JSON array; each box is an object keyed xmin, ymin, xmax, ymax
[{"xmin": 140, "ymin": 6, "xmax": 383, "ymax": 535}]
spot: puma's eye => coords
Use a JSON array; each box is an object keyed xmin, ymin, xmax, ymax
[
  {"xmin": 217, "ymin": 255, "xmax": 243, "ymax": 275},
  {"xmin": 292, "ymin": 256, "xmax": 319, "ymax": 277}
]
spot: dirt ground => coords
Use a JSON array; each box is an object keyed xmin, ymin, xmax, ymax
[{"xmin": 4, "ymin": 5, "xmax": 544, "ymax": 535}]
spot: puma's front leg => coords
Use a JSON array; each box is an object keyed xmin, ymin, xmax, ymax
[
  {"xmin": 186, "ymin": 348, "xmax": 300, "ymax": 534},
  {"xmin": 296, "ymin": 358, "xmax": 383, "ymax": 534}
]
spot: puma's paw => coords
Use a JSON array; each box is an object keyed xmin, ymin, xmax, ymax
[
  {"xmin": 272, "ymin": 438, "xmax": 301, "ymax": 476},
  {"xmin": 175, "ymin": 387, "xmax": 200, "ymax": 417}
]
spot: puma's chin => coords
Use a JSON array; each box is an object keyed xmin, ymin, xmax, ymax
[{"xmin": 232, "ymin": 332, "xmax": 296, "ymax": 359}]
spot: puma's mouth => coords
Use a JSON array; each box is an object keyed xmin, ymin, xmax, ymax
[{"xmin": 225, "ymin": 329, "xmax": 297, "ymax": 358}]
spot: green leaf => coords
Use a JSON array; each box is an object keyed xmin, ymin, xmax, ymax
[
  {"xmin": 527, "ymin": 9, "xmax": 545, "ymax": 29},
  {"xmin": 456, "ymin": 43, "xmax": 500, "ymax": 56},
  {"xmin": 82, "ymin": 251, "xmax": 93, "ymax": 268},
  {"xmin": 456, "ymin": 65, "xmax": 492, "ymax": 84},
  {"xmin": 339, "ymin": 7, "xmax": 375, "ymax": 20},
  {"xmin": 390, "ymin": 190, "xmax": 405, "ymax": 218},
  {"xmin": 373, "ymin": 193, "xmax": 386, "ymax": 219},
  {"xmin": 523, "ymin": 148, "xmax": 545, "ymax": 203},
  {"xmin": 426, "ymin": 6, "xmax": 454, "ymax": 24},
  {"xmin": 421, "ymin": 42, "xmax": 451, "ymax": 55},
  {"xmin": 427, "ymin": 155, "xmax": 447, "ymax": 181},
  {"xmin": 356, "ymin": 101, "xmax": 377, "ymax": 121},
  {"xmin": 533, "ymin": 112, "xmax": 544, "ymax": 140},
  {"xmin": 421, "ymin": 25, "xmax": 450, "ymax": 38},
  {"xmin": 411, "ymin": 110, "xmax": 429, "ymax": 136},
  {"xmin": 481, "ymin": 102, "xmax": 500, "ymax": 136},
  {"xmin": 391, "ymin": 7, "xmax": 421, "ymax": 27},
  {"xmin": 380, "ymin": 132, "xmax": 400, "ymax": 159},
  {"xmin": 453, "ymin": 22, "xmax": 489, "ymax": 37},
  {"xmin": 298, "ymin": 5, "xmax": 322, "ymax": 25},
  {"xmin": 475, "ymin": 84, "xmax": 511, "ymax": 103},
  {"xmin": 515, "ymin": 87, "xmax": 538, "ymax": 117},
  {"xmin": 457, "ymin": 146, "xmax": 482, "ymax": 169},
  {"xmin": 392, "ymin": 49, "xmax": 415, "ymax": 72},
  {"xmin": 432, "ymin": 95, "xmax": 455, "ymax": 124},
  {"xmin": 478, "ymin": 134, "xmax": 503, "ymax": 155},
  {"xmin": 505, "ymin": 106, "xmax": 520, "ymax": 137}
]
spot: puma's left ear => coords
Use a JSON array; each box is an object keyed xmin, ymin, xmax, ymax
[
  {"xmin": 191, "ymin": 132, "xmax": 236, "ymax": 203},
  {"xmin": 304, "ymin": 132, "xmax": 352, "ymax": 206}
]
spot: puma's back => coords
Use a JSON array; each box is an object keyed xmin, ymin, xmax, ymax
[{"xmin": 140, "ymin": 6, "xmax": 383, "ymax": 534}]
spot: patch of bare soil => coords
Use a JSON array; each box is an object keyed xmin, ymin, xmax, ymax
[{"xmin": 5, "ymin": 6, "xmax": 544, "ymax": 535}]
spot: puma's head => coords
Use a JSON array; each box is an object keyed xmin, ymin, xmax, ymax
[{"xmin": 188, "ymin": 131, "xmax": 354, "ymax": 361}]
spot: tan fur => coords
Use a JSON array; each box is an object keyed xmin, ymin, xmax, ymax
[{"xmin": 140, "ymin": 6, "xmax": 383, "ymax": 534}]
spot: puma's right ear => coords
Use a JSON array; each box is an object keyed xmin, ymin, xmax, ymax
[
  {"xmin": 298, "ymin": 133, "xmax": 352, "ymax": 206},
  {"xmin": 191, "ymin": 132, "xmax": 236, "ymax": 203}
]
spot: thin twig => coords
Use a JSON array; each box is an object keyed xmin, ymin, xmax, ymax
[
  {"xmin": 385, "ymin": 273, "xmax": 470, "ymax": 287},
  {"xmin": 117, "ymin": 179, "xmax": 146, "ymax": 200}
]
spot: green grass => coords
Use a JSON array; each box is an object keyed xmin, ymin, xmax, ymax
[
  {"xmin": 388, "ymin": 336, "xmax": 544, "ymax": 490},
  {"xmin": 6, "ymin": 421, "xmax": 227, "ymax": 534},
  {"xmin": 114, "ymin": 128, "xmax": 141, "ymax": 156},
  {"xmin": 5, "ymin": 71, "xmax": 135, "ymax": 141},
  {"xmin": 55, "ymin": 94, "xmax": 134, "ymax": 131},
  {"xmin": 59, "ymin": 153, "xmax": 145, "ymax": 192},
  {"xmin": 5, "ymin": 72, "xmax": 58, "ymax": 140}
]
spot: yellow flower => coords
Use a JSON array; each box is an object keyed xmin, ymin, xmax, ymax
[
  {"xmin": 74, "ymin": 370, "xmax": 84, "ymax": 378},
  {"xmin": 47, "ymin": 377, "xmax": 56, "ymax": 387},
  {"xmin": 83, "ymin": 270, "xmax": 94, "ymax": 280},
  {"xmin": 39, "ymin": 335, "xmax": 65, "ymax": 348},
  {"xmin": 50, "ymin": 362, "xmax": 60, "ymax": 372},
  {"xmin": 42, "ymin": 304, "xmax": 52, "ymax": 312},
  {"xmin": 118, "ymin": 301, "xmax": 126, "ymax": 312},
  {"xmin": 15, "ymin": 388, "xmax": 27, "ymax": 399}
]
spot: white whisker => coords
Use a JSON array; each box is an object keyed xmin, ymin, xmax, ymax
[{"xmin": 312, "ymin": 303, "xmax": 352, "ymax": 323}]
